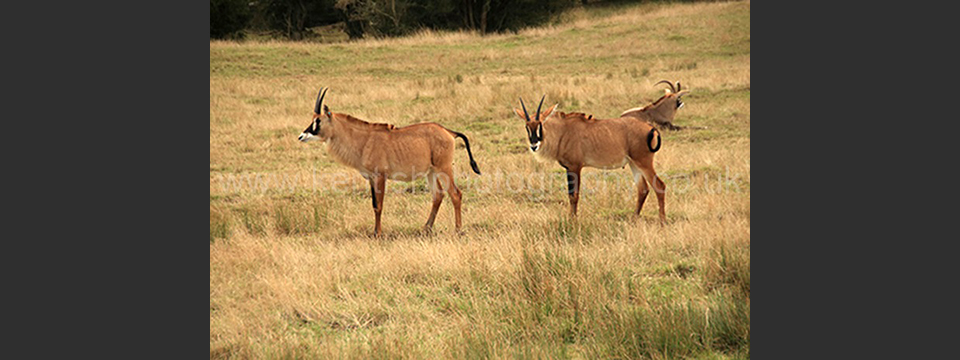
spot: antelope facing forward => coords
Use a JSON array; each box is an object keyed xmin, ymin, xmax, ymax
[
  {"xmin": 298, "ymin": 88, "xmax": 481, "ymax": 236},
  {"xmin": 514, "ymin": 96, "xmax": 666, "ymax": 223},
  {"xmin": 620, "ymin": 80, "xmax": 690, "ymax": 130}
]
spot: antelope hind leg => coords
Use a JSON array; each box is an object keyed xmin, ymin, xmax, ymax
[{"xmin": 423, "ymin": 174, "xmax": 444, "ymax": 233}]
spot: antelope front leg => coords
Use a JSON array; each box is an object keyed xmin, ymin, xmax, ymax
[
  {"xmin": 663, "ymin": 122, "xmax": 682, "ymax": 131},
  {"xmin": 564, "ymin": 166, "xmax": 581, "ymax": 218},
  {"xmin": 370, "ymin": 174, "xmax": 386, "ymax": 237}
]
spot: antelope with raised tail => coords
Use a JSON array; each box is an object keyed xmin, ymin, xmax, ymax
[
  {"xmin": 620, "ymin": 80, "xmax": 691, "ymax": 130},
  {"xmin": 298, "ymin": 88, "xmax": 481, "ymax": 236},
  {"xmin": 514, "ymin": 95, "xmax": 667, "ymax": 223}
]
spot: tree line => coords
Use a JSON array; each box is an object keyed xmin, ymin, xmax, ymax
[{"xmin": 211, "ymin": 0, "xmax": 643, "ymax": 40}]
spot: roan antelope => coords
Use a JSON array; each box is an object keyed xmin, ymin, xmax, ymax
[
  {"xmin": 298, "ymin": 88, "xmax": 481, "ymax": 236},
  {"xmin": 620, "ymin": 80, "xmax": 690, "ymax": 130},
  {"xmin": 514, "ymin": 95, "xmax": 666, "ymax": 223}
]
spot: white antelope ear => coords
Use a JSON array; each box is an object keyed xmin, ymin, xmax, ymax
[
  {"xmin": 677, "ymin": 90, "xmax": 690, "ymax": 98},
  {"xmin": 664, "ymin": 89, "xmax": 671, "ymax": 95}
]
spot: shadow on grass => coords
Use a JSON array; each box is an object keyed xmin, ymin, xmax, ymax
[{"xmin": 331, "ymin": 223, "xmax": 447, "ymax": 241}]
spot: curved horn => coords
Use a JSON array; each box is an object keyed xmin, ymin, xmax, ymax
[
  {"xmin": 655, "ymin": 80, "xmax": 676, "ymax": 93},
  {"xmin": 536, "ymin": 95, "xmax": 545, "ymax": 121},
  {"xmin": 314, "ymin": 87, "xmax": 327, "ymax": 114},
  {"xmin": 519, "ymin": 97, "xmax": 531, "ymax": 122}
]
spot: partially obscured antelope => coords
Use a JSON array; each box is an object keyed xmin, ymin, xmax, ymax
[
  {"xmin": 298, "ymin": 88, "xmax": 481, "ymax": 236},
  {"xmin": 620, "ymin": 80, "xmax": 690, "ymax": 130},
  {"xmin": 514, "ymin": 95, "xmax": 666, "ymax": 223}
]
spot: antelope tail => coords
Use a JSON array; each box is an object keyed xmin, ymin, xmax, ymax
[
  {"xmin": 646, "ymin": 128, "xmax": 662, "ymax": 152},
  {"xmin": 451, "ymin": 131, "xmax": 481, "ymax": 175}
]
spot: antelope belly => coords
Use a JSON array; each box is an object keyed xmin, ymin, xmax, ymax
[
  {"xmin": 386, "ymin": 170, "xmax": 431, "ymax": 182},
  {"xmin": 591, "ymin": 157, "xmax": 630, "ymax": 170}
]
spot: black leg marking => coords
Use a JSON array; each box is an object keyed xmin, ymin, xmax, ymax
[
  {"xmin": 370, "ymin": 183, "xmax": 377, "ymax": 209},
  {"xmin": 566, "ymin": 172, "xmax": 578, "ymax": 195}
]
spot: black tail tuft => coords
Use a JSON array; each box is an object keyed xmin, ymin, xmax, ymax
[
  {"xmin": 647, "ymin": 128, "xmax": 662, "ymax": 152},
  {"xmin": 452, "ymin": 131, "xmax": 481, "ymax": 175}
]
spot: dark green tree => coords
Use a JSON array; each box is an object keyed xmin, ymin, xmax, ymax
[
  {"xmin": 219, "ymin": 0, "xmax": 611, "ymax": 41},
  {"xmin": 210, "ymin": 0, "xmax": 252, "ymax": 39},
  {"xmin": 333, "ymin": 0, "xmax": 578, "ymax": 39},
  {"xmin": 255, "ymin": 0, "xmax": 340, "ymax": 40}
]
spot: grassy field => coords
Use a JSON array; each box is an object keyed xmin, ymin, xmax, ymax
[{"xmin": 210, "ymin": 1, "xmax": 750, "ymax": 358}]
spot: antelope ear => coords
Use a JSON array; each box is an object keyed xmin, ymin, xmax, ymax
[
  {"xmin": 676, "ymin": 90, "xmax": 690, "ymax": 98},
  {"xmin": 664, "ymin": 88, "xmax": 672, "ymax": 95},
  {"xmin": 540, "ymin": 103, "xmax": 559, "ymax": 120},
  {"xmin": 323, "ymin": 104, "xmax": 331, "ymax": 115},
  {"xmin": 513, "ymin": 108, "xmax": 529, "ymax": 121}
]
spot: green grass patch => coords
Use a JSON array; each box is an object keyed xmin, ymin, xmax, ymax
[
  {"xmin": 273, "ymin": 202, "xmax": 329, "ymax": 236},
  {"xmin": 703, "ymin": 239, "xmax": 751, "ymax": 297},
  {"xmin": 210, "ymin": 208, "xmax": 231, "ymax": 243},
  {"xmin": 237, "ymin": 206, "xmax": 268, "ymax": 236}
]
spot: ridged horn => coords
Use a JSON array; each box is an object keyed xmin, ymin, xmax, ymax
[
  {"xmin": 655, "ymin": 80, "xmax": 676, "ymax": 93},
  {"xmin": 314, "ymin": 87, "xmax": 327, "ymax": 114},
  {"xmin": 519, "ymin": 97, "xmax": 531, "ymax": 122},
  {"xmin": 536, "ymin": 95, "xmax": 545, "ymax": 121}
]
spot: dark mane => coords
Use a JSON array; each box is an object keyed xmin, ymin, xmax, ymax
[
  {"xmin": 649, "ymin": 94, "xmax": 670, "ymax": 107},
  {"xmin": 621, "ymin": 94, "xmax": 671, "ymax": 116},
  {"xmin": 335, "ymin": 113, "xmax": 397, "ymax": 131},
  {"xmin": 633, "ymin": 94, "xmax": 670, "ymax": 112},
  {"xmin": 559, "ymin": 111, "xmax": 595, "ymax": 121}
]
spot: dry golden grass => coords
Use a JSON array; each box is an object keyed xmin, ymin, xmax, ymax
[{"xmin": 211, "ymin": 1, "xmax": 749, "ymax": 358}]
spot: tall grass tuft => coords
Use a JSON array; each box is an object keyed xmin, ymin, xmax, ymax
[
  {"xmin": 524, "ymin": 217, "xmax": 599, "ymax": 244},
  {"xmin": 273, "ymin": 202, "xmax": 329, "ymax": 235},
  {"xmin": 588, "ymin": 293, "xmax": 750, "ymax": 359},
  {"xmin": 238, "ymin": 206, "xmax": 267, "ymax": 236},
  {"xmin": 703, "ymin": 238, "xmax": 751, "ymax": 296}
]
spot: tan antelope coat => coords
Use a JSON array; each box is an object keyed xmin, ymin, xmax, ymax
[
  {"xmin": 620, "ymin": 80, "xmax": 690, "ymax": 130},
  {"xmin": 300, "ymin": 89, "xmax": 480, "ymax": 236},
  {"xmin": 515, "ymin": 99, "xmax": 666, "ymax": 222}
]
